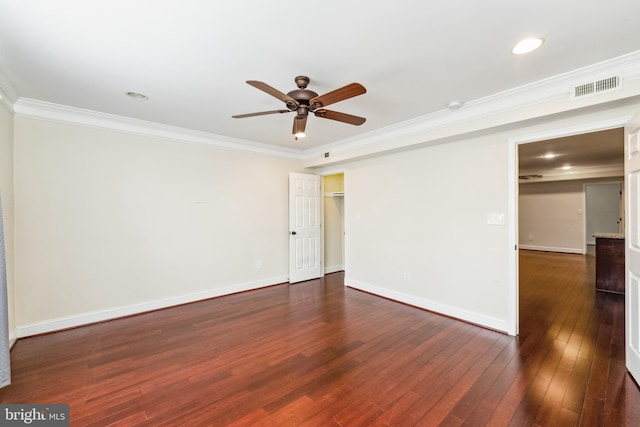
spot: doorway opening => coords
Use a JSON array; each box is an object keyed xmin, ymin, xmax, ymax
[
  {"xmin": 510, "ymin": 121, "xmax": 626, "ymax": 335},
  {"xmin": 323, "ymin": 173, "xmax": 345, "ymax": 274}
]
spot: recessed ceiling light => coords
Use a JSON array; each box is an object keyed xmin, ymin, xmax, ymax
[
  {"xmin": 512, "ymin": 37, "xmax": 544, "ymax": 55},
  {"xmin": 126, "ymin": 91, "xmax": 149, "ymax": 101},
  {"xmin": 562, "ymin": 165, "xmax": 571, "ymax": 170},
  {"xmin": 543, "ymin": 153, "xmax": 557, "ymax": 159}
]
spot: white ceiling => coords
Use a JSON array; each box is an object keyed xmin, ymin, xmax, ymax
[
  {"xmin": 518, "ymin": 128, "xmax": 624, "ymax": 180},
  {"xmin": 1, "ymin": 1, "xmax": 640, "ymax": 153}
]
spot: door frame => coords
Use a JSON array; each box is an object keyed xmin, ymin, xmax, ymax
[
  {"xmin": 318, "ymin": 169, "xmax": 347, "ymax": 276},
  {"xmin": 508, "ymin": 115, "xmax": 634, "ymax": 336}
]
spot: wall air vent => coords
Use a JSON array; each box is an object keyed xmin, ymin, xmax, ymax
[{"xmin": 571, "ymin": 76, "xmax": 621, "ymax": 100}]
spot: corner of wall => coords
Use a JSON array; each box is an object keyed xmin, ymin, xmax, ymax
[{"xmin": 0, "ymin": 101, "xmax": 15, "ymax": 349}]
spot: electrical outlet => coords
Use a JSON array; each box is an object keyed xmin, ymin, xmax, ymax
[
  {"xmin": 257, "ymin": 260, "xmax": 263, "ymax": 269},
  {"xmin": 403, "ymin": 272, "xmax": 411, "ymax": 281}
]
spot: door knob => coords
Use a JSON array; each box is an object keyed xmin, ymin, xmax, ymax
[{"xmin": 291, "ymin": 231, "xmax": 297, "ymax": 235}]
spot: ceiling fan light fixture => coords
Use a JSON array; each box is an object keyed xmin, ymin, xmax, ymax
[{"xmin": 512, "ymin": 37, "xmax": 544, "ymax": 55}]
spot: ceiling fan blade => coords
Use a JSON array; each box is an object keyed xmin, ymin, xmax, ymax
[
  {"xmin": 292, "ymin": 115, "xmax": 308, "ymax": 135},
  {"xmin": 246, "ymin": 80, "xmax": 298, "ymax": 107},
  {"xmin": 309, "ymin": 83, "xmax": 366, "ymax": 109},
  {"xmin": 314, "ymin": 109, "xmax": 366, "ymax": 125},
  {"xmin": 232, "ymin": 110, "xmax": 291, "ymax": 119}
]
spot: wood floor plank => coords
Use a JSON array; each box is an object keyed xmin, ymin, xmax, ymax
[
  {"xmin": 1, "ymin": 250, "xmax": 639, "ymax": 425},
  {"xmin": 444, "ymin": 336, "xmax": 519, "ymax": 423}
]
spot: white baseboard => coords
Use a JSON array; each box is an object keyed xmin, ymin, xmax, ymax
[
  {"xmin": 325, "ymin": 265, "xmax": 344, "ymax": 274},
  {"xmin": 519, "ymin": 244, "xmax": 585, "ymax": 254},
  {"xmin": 345, "ymin": 278, "xmax": 512, "ymax": 335},
  {"xmin": 16, "ymin": 275, "xmax": 288, "ymax": 338}
]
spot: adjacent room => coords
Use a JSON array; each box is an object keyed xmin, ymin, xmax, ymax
[{"xmin": 1, "ymin": 1, "xmax": 640, "ymax": 425}]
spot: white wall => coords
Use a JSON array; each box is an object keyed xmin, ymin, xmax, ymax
[
  {"xmin": 334, "ymin": 101, "xmax": 640, "ymax": 334},
  {"xmin": 585, "ymin": 182, "xmax": 623, "ymax": 244},
  {"xmin": 13, "ymin": 117, "xmax": 301, "ymax": 335},
  {"xmin": 519, "ymin": 180, "xmax": 586, "ymax": 253},
  {"xmin": 0, "ymin": 102, "xmax": 15, "ymax": 344},
  {"xmin": 8, "ymin": 97, "xmax": 640, "ymax": 338},
  {"xmin": 344, "ymin": 133, "xmax": 511, "ymax": 331},
  {"xmin": 518, "ymin": 178, "xmax": 624, "ymax": 253}
]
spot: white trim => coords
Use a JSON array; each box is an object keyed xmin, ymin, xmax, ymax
[
  {"xmin": 0, "ymin": 85, "xmax": 13, "ymax": 112},
  {"xmin": 13, "ymin": 98, "xmax": 303, "ymax": 159},
  {"xmin": 317, "ymin": 168, "xmax": 347, "ymax": 177},
  {"xmin": 324, "ymin": 265, "xmax": 344, "ymax": 274},
  {"xmin": 16, "ymin": 275, "xmax": 288, "ymax": 338},
  {"xmin": 581, "ymin": 184, "xmax": 588, "ymax": 253},
  {"xmin": 0, "ymin": 67, "xmax": 18, "ymax": 109},
  {"xmin": 4, "ymin": 52, "xmax": 640, "ymax": 165},
  {"xmin": 509, "ymin": 116, "xmax": 634, "ymax": 144},
  {"xmin": 519, "ymin": 245, "xmax": 585, "ymax": 254},
  {"xmin": 346, "ymin": 279, "xmax": 512, "ymax": 335},
  {"xmin": 302, "ymin": 51, "xmax": 640, "ymax": 168},
  {"xmin": 319, "ymin": 169, "xmax": 348, "ymax": 276},
  {"xmin": 507, "ymin": 138, "xmax": 519, "ymax": 335},
  {"xmin": 519, "ymin": 163, "xmax": 623, "ymax": 183}
]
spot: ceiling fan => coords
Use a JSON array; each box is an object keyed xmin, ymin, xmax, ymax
[{"xmin": 232, "ymin": 76, "xmax": 366, "ymax": 139}]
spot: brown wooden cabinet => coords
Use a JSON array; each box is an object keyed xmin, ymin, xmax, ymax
[{"xmin": 594, "ymin": 233, "xmax": 625, "ymax": 294}]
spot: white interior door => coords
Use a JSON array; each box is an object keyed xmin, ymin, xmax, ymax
[
  {"xmin": 289, "ymin": 173, "xmax": 323, "ymax": 283},
  {"xmin": 625, "ymin": 113, "xmax": 640, "ymax": 384}
]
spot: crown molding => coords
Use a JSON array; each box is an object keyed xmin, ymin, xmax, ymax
[
  {"xmin": 519, "ymin": 163, "xmax": 623, "ymax": 183},
  {"xmin": 509, "ymin": 115, "xmax": 633, "ymax": 145},
  {"xmin": 0, "ymin": 66, "xmax": 17, "ymax": 111},
  {"xmin": 13, "ymin": 98, "xmax": 304, "ymax": 159},
  {"xmin": 303, "ymin": 50, "xmax": 640, "ymax": 167},
  {"xmin": 0, "ymin": 83, "xmax": 14, "ymax": 113},
  {"xmin": 5, "ymin": 50, "xmax": 640, "ymax": 164}
]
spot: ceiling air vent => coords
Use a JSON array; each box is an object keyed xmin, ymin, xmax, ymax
[{"xmin": 571, "ymin": 76, "xmax": 621, "ymax": 100}]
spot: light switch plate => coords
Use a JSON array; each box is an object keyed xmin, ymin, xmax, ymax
[{"xmin": 487, "ymin": 213, "xmax": 505, "ymax": 225}]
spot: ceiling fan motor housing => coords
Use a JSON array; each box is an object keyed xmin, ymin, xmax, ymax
[
  {"xmin": 286, "ymin": 89, "xmax": 318, "ymax": 105},
  {"xmin": 288, "ymin": 76, "xmax": 319, "ymax": 113}
]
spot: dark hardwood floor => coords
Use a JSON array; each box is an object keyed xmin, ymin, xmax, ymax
[{"xmin": 1, "ymin": 250, "xmax": 639, "ymax": 426}]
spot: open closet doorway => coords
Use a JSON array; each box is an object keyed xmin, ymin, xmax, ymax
[{"xmin": 323, "ymin": 174, "xmax": 345, "ymax": 274}]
